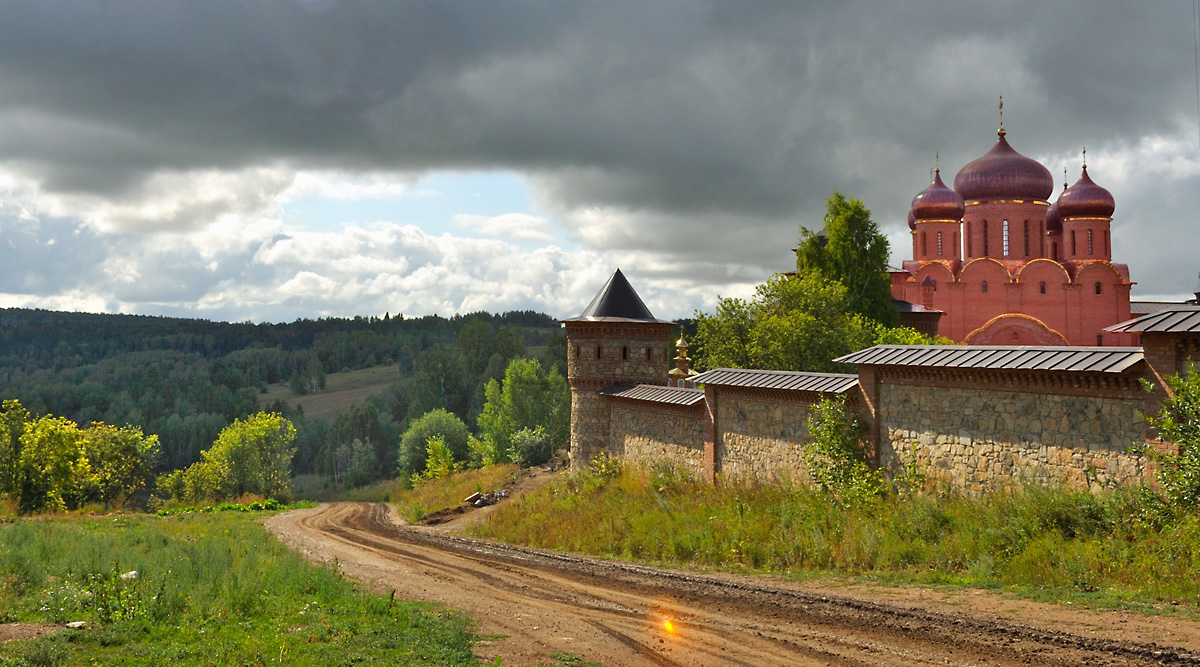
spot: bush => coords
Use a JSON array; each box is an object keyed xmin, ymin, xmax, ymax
[
  {"xmin": 398, "ymin": 410, "xmax": 470, "ymax": 476},
  {"xmin": 509, "ymin": 426, "xmax": 552, "ymax": 468},
  {"xmin": 802, "ymin": 396, "xmax": 884, "ymax": 506},
  {"xmin": 1141, "ymin": 363, "xmax": 1200, "ymax": 511}
]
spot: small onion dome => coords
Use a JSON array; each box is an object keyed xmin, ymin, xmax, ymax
[
  {"xmin": 911, "ymin": 170, "xmax": 965, "ymax": 222},
  {"xmin": 953, "ymin": 131, "xmax": 1054, "ymax": 201},
  {"xmin": 1044, "ymin": 198, "xmax": 1063, "ymax": 232},
  {"xmin": 907, "ymin": 208, "xmax": 916, "ymax": 231},
  {"xmin": 1056, "ymin": 166, "xmax": 1114, "ymax": 219}
]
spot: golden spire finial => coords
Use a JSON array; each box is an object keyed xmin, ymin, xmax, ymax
[
  {"xmin": 998, "ymin": 96, "xmax": 1005, "ymax": 135},
  {"xmin": 1063, "ymin": 166, "xmax": 1068, "ymax": 189},
  {"xmin": 1082, "ymin": 146, "xmax": 1087, "ymax": 169},
  {"xmin": 935, "ymin": 151, "xmax": 940, "ymax": 173}
]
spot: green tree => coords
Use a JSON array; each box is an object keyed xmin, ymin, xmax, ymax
[
  {"xmin": 802, "ymin": 396, "xmax": 884, "ymax": 506},
  {"xmin": 0, "ymin": 399, "xmax": 30, "ymax": 499},
  {"xmin": 412, "ymin": 344, "xmax": 469, "ymax": 419},
  {"xmin": 694, "ymin": 273, "xmax": 875, "ymax": 373},
  {"xmin": 80, "ymin": 422, "xmax": 160, "ymax": 504},
  {"xmin": 796, "ymin": 192, "xmax": 897, "ymax": 327},
  {"xmin": 1142, "ymin": 364, "xmax": 1200, "ymax": 510},
  {"xmin": 161, "ymin": 412, "xmax": 297, "ymax": 502},
  {"xmin": 476, "ymin": 358, "xmax": 570, "ymax": 465},
  {"xmin": 18, "ymin": 415, "xmax": 89, "ymax": 512},
  {"xmin": 398, "ymin": 409, "xmax": 470, "ymax": 476}
]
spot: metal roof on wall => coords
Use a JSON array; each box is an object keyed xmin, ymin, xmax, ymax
[
  {"xmin": 598, "ymin": 384, "xmax": 706, "ymax": 406},
  {"xmin": 834, "ymin": 345, "xmax": 1144, "ymax": 374},
  {"xmin": 1105, "ymin": 306, "xmax": 1200, "ymax": 334},
  {"xmin": 689, "ymin": 368, "xmax": 859, "ymax": 394}
]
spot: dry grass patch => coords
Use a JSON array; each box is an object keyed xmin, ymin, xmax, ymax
[{"xmin": 392, "ymin": 465, "xmax": 521, "ymax": 523}]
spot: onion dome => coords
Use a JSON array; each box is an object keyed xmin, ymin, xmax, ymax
[
  {"xmin": 953, "ymin": 131, "xmax": 1054, "ymax": 201},
  {"xmin": 907, "ymin": 208, "xmax": 916, "ymax": 230},
  {"xmin": 1056, "ymin": 166, "xmax": 1114, "ymax": 219},
  {"xmin": 910, "ymin": 170, "xmax": 965, "ymax": 222},
  {"xmin": 1044, "ymin": 199, "xmax": 1062, "ymax": 232}
]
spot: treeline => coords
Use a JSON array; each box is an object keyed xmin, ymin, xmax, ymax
[{"xmin": 0, "ymin": 308, "xmax": 563, "ymax": 479}]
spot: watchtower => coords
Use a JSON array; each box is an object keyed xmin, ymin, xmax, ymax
[{"xmin": 561, "ymin": 269, "xmax": 673, "ymax": 467}]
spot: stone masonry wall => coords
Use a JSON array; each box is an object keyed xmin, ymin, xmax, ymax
[
  {"xmin": 609, "ymin": 402, "xmax": 705, "ymax": 475},
  {"xmin": 570, "ymin": 391, "xmax": 612, "ymax": 468},
  {"xmin": 879, "ymin": 382, "xmax": 1149, "ymax": 492},
  {"xmin": 716, "ymin": 391, "xmax": 817, "ymax": 483}
]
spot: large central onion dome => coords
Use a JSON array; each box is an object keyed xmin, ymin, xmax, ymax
[
  {"xmin": 954, "ymin": 131, "xmax": 1054, "ymax": 201},
  {"xmin": 1056, "ymin": 166, "xmax": 1115, "ymax": 219},
  {"xmin": 911, "ymin": 169, "xmax": 965, "ymax": 222}
]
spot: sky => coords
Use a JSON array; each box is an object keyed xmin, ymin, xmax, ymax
[{"xmin": 0, "ymin": 1, "xmax": 1198, "ymax": 323}]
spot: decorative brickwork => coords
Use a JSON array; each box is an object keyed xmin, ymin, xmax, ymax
[{"xmin": 878, "ymin": 382, "xmax": 1148, "ymax": 492}]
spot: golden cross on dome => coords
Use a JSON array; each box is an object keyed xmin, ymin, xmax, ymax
[
  {"xmin": 998, "ymin": 96, "xmax": 1005, "ymax": 133},
  {"xmin": 1064, "ymin": 167, "xmax": 1068, "ymax": 189},
  {"xmin": 935, "ymin": 151, "xmax": 940, "ymax": 173},
  {"xmin": 1082, "ymin": 146, "xmax": 1087, "ymax": 169}
]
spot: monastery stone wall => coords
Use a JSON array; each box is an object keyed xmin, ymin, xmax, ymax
[
  {"xmin": 715, "ymin": 392, "xmax": 816, "ymax": 483},
  {"xmin": 877, "ymin": 382, "xmax": 1149, "ymax": 492},
  {"xmin": 609, "ymin": 402, "xmax": 705, "ymax": 474}
]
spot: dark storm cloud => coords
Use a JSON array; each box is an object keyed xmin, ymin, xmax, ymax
[{"xmin": 0, "ymin": 1, "xmax": 1196, "ymax": 299}]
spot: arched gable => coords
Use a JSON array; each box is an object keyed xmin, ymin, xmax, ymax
[
  {"xmin": 1073, "ymin": 260, "xmax": 1124, "ymax": 284},
  {"xmin": 959, "ymin": 257, "xmax": 1013, "ymax": 288},
  {"xmin": 1014, "ymin": 258, "xmax": 1070, "ymax": 284},
  {"xmin": 965, "ymin": 313, "xmax": 1069, "ymax": 346},
  {"xmin": 913, "ymin": 261, "xmax": 956, "ymax": 285}
]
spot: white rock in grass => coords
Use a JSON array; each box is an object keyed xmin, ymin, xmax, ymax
[
  {"xmin": 66, "ymin": 621, "xmax": 87, "ymax": 629},
  {"xmin": 120, "ymin": 571, "xmax": 139, "ymax": 581}
]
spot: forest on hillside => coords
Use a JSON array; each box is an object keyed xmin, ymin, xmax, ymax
[{"xmin": 0, "ymin": 307, "xmax": 565, "ymax": 485}]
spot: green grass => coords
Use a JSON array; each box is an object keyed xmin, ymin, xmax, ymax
[
  {"xmin": 470, "ymin": 459, "xmax": 1200, "ymax": 614},
  {"xmin": 0, "ymin": 511, "xmax": 478, "ymax": 666},
  {"xmin": 392, "ymin": 465, "xmax": 521, "ymax": 524}
]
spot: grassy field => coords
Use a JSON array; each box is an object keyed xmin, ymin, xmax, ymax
[
  {"xmin": 466, "ymin": 459, "xmax": 1200, "ymax": 614},
  {"xmin": 0, "ymin": 509, "xmax": 478, "ymax": 666},
  {"xmin": 259, "ymin": 364, "xmax": 401, "ymax": 423}
]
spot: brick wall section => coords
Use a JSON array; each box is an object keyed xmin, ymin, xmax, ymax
[
  {"xmin": 714, "ymin": 388, "xmax": 819, "ymax": 483},
  {"xmin": 879, "ymin": 382, "xmax": 1148, "ymax": 492},
  {"xmin": 569, "ymin": 390, "xmax": 612, "ymax": 467},
  {"xmin": 608, "ymin": 401, "xmax": 705, "ymax": 474}
]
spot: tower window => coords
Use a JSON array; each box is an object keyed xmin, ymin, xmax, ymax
[
  {"xmin": 646, "ymin": 347, "xmax": 652, "ymax": 362},
  {"xmin": 573, "ymin": 345, "xmax": 580, "ymax": 359},
  {"xmin": 921, "ymin": 231, "xmax": 928, "ymax": 256},
  {"xmin": 621, "ymin": 346, "xmax": 628, "ymax": 360},
  {"xmin": 937, "ymin": 231, "xmax": 943, "ymax": 256},
  {"xmin": 983, "ymin": 220, "xmax": 989, "ymax": 255},
  {"xmin": 1105, "ymin": 230, "xmax": 1110, "ymax": 255},
  {"xmin": 1039, "ymin": 281, "xmax": 1047, "ymax": 295},
  {"xmin": 595, "ymin": 346, "xmax": 602, "ymax": 359},
  {"xmin": 967, "ymin": 224, "xmax": 973, "ymax": 256},
  {"xmin": 1094, "ymin": 282, "xmax": 1102, "ymax": 295},
  {"xmin": 981, "ymin": 280, "xmax": 988, "ymax": 294},
  {"xmin": 1087, "ymin": 229, "xmax": 1094, "ymax": 255},
  {"xmin": 1097, "ymin": 334, "xmax": 1104, "ymax": 346},
  {"xmin": 1023, "ymin": 220, "xmax": 1030, "ymax": 256},
  {"xmin": 1071, "ymin": 230, "xmax": 1077, "ymax": 255},
  {"xmin": 1002, "ymin": 220, "xmax": 1010, "ymax": 257}
]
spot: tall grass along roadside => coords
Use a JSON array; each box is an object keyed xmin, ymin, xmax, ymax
[
  {"xmin": 470, "ymin": 458, "xmax": 1200, "ymax": 612},
  {"xmin": 0, "ymin": 511, "xmax": 476, "ymax": 666}
]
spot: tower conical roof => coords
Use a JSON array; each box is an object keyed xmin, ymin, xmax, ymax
[{"xmin": 562, "ymin": 269, "xmax": 673, "ymax": 323}]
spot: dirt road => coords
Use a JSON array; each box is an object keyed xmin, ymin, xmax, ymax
[{"xmin": 266, "ymin": 502, "xmax": 1200, "ymax": 666}]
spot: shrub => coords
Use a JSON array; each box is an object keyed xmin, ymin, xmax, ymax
[
  {"xmin": 398, "ymin": 410, "xmax": 470, "ymax": 476},
  {"xmin": 509, "ymin": 426, "xmax": 552, "ymax": 468}
]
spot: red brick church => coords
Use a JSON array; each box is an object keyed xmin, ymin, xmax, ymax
[{"xmin": 891, "ymin": 122, "xmax": 1135, "ymax": 346}]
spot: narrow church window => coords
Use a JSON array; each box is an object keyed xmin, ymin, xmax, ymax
[
  {"xmin": 966, "ymin": 224, "xmax": 972, "ymax": 256},
  {"xmin": 1105, "ymin": 230, "xmax": 1110, "ymax": 256},
  {"xmin": 921, "ymin": 232, "xmax": 927, "ymax": 256},
  {"xmin": 622, "ymin": 346, "xmax": 628, "ymax": 360},
  {"xmin": 1087, "ymin": 229, "xmax": 1093, "ymax": 255},
  {"xmin": 1096, "ymin": 334, "xmax": 1103, "ymax": 346},
  {"xmin": 953, "ymin": 231, "xmax": 958, "ymax": 257},
  {"xmin": 1094, "ymin": 282, "xmax": 1102, "ymax": 295},
  {"xmin": 1071, "ymin": 231, "xmax": 1077, "ymax": 256},
  {"xmin": 937, "ymin": 231, "xmax": 943, "ymax": 256},
  {"xmin": 1023, "ymin": 220, "xmax": 1030, "ymax": 256},
  {"xmin": 1039, "ymin": 281, "xmax": 1047, "ymax": 294},
  {"xmin": 983, "ymin": 220, "xmax": 989, "ymax": 255},
  {"xmin": 981, "ymin": 281, "xmax": 988, "ymax": 294},
  {"xmin": 1002, "ymin": 220, "xmax": 1010, "ymax": 256}
]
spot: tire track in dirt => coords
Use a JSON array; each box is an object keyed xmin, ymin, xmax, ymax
[{"xmin": 266, "ymin": 502, "xmax": 1200, "ymax": 666}]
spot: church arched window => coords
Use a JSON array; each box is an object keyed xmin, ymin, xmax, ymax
[
  {"xmin": 1094, "ymin": 282, "xmax": 1102, "ymax": 295},
  {"xmin": 937, "ymin": 231, "xmax": 943, "ymax": 256},
  {"xmin": 1002, "ymin": 220, "xmax": 1010, "ymax": 257},
  {"xmin": 981, "ymin": 280, "xmax": 988, "ymax": 294},
  {"xmin": 1087, "ymin": 229, "xmax": 1094, "ymax": 256},
  {"xmin": 1039, "ymin": 281, "xmax": 1047, "ymax": 295}
]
